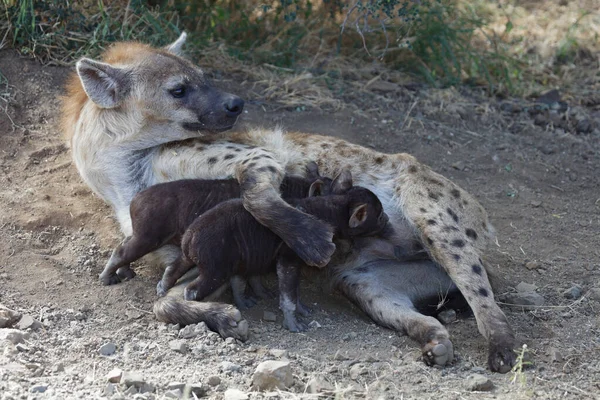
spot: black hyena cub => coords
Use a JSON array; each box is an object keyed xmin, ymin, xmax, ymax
[
  {"xmin": 158, "ymin": 175, "xmax": 393, "ymax": 332},
  {"xmin": 99, "ymin": 162, "xmax": 330, "ymax": 288}
]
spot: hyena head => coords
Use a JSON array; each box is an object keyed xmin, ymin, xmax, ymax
[{"xmin": 65, "ymin": 32, "xmax": 244, "ymax": 146}]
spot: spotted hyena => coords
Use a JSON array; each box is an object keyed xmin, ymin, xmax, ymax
[{"xmin": 61, "ymin": 32, "xmax": 516, "ymax": 372}]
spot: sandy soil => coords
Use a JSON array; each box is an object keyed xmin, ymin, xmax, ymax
[{"xmin": 0, "ymin": 49, "xmax": 599, "ymax": 399}]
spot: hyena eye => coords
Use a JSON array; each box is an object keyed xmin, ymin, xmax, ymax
[{"xmin": 169, "ymin": 86, "xmax": 186, "ymax": 98}]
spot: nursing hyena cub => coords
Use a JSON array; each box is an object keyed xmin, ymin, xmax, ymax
[{"xmin": 62, "ymin": 32, "xmax": 516, "ymax": 372}]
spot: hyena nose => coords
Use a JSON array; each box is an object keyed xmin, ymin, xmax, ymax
[{"xmin": 224, "ymin": 96, "xmax": 244, "ymax": 117}]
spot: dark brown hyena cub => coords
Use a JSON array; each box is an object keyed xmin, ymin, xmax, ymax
[
  {"xmin": 98, "ymin": 162, "xmax": 330, "ymax": 288},
  {"xmin": 158, "ymin": 176, "xmax": 393, "ymax": 332}
]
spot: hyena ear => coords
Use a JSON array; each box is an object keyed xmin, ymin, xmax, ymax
[
  {"xmin": 308, "ymin": 179, "xmax": 325, "ymax": 197},
  {"xmin": 76, "ymin": 58, "xmax": 131, "ymax": 109},
  {"xmin": 165, "ymin": 32, "xmax": 187, "ymax": 55},
  {"xmin": 331, "ymin": 169, "xmax": 353, "ymax": 194},
  {"xmin": 349, "ymin": 204, "xmax": 368, "ymax": 228},
  {"xmin": 305, "ymin": 161, "xmax": 320, "ymax": 180}
]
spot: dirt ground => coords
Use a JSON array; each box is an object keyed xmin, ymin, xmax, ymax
[{"xmin": 0, "ymin": 49, "xmax": 599, "ymax": 399}]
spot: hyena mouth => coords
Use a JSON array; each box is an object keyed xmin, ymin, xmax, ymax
[{"xmin": 182, "ymin": 123, "xmax": 234, "ymax": 133}]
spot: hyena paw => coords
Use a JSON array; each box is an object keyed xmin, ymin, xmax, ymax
[
  {"xmin": 156, "ymin": 280, "xmax": 168, "ymax": 297},
  {"xmin": 422, "ymin": 338, "xmax": 454, "ymax": 367},
  {"xmin": 488, "ymin": 338, "xmax": 516, "ymax": 373},
  {"xmin": 287, "ymin": 220, "xmax": 335, "ymax": 268},
  {"xmin": 116, "ymin": 266, "xmax": 136, "ymax": 281},
  {"xmin": 183, "ymin": 287, "xmax": 199, "ymax": 301},
  {"xmin": 282, "ymin": 313, "xmax": 308, "ymax": 333},
  {"xmin": 212, "ymin": 306, "xmax": 249, "ymax": 342},
  {"xmin": 99, "ymin": 272, "xmax": 121, "ymax": 286},
  {"xmin": 296, "ymin": 301, "xmax": 312, "ymax": 317},
  {"xmin": 234, "ymin": 295, "xmax": 258, "ymax": 310}
]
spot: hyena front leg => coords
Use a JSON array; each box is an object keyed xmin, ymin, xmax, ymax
[
  {"xmin": 397, "ymin": 164, "xmax": 516, "ymax": 373},
  {"xmin": 236, "ymin": 163, "xmax": 335, "ymax": 267}
]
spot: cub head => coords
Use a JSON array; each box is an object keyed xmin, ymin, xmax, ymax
[{"xmin": 69, "ymin": 32, "xmax": 244, "ymax": 141}]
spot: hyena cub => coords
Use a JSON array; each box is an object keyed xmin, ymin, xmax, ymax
[
  {"xmin": 159, "ymin": 179, "xmax": 392, "ymax": 332},
  {"xmin": 99, "ymin": 162, "xmax": 331, "ymax": 289}
]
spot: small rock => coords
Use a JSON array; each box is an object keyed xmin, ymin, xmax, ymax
[
  {"xmin": 549, "ymin": 348, "xmax": 563, "ymax": 363},
  {"xmin": 536, "ymin": 89, "xmax": 561, "ymax": 106},
  {"xmin": 576, "ymin": 118, "xmax": 592, "ymax": 134},
  {"xmin": 17, "ymin": 315, "xmax": 41, "ymax": 331},
  {"xmin": 0, "ymin": 329, "xmax": 29, "ymax": 344},
  {"xmin": 437, "ymin": 309, "xmax": 457, "ymax": 325},
  {"xmin": 167, "ymin": 382, "xmax": 185, "ymax": 391},
  {"xmin": 224, "ymin": 389, "xmax": 249, "ymax": 400},
  {"xmin": 168, "ymin": 340, "xmax": 188, "ymax": 354},
  {"xmin": 164, "ymin": 389, "xmax": 181, "ymax": 399},
  {"xmin": 30, "ymin": 384, "xmax": 48, "ymax": 393},
  {"xmin": 189, "ymin": 383, "xmax": 206, "ymax": 397},
  {"xmin": 263, "ymin": 311, "xmax": 277, "ymax": 322},
  {"xmin": 349, "ymin": 363, "xmax": 366, "ymax": 380},
  {"xmin": 563, "ymin": 285, "xmax": 582, "ymax": 300},
  {"xmin": 220, "ymin": 361, "xmax": 241, "ymax": 373},
  {"xmin": 525, "ymin": 260, "xmax": 541, "ymax": 270},
  {"xmin": 99, "ymin": 342, "xmax": 117, "ymax": 356},
  {"xmin": 587, "ymin": 287, "xmax": 600, "ymax": 301},
  {"xmin": 52, "ymin": 363, "xmax": 65, "ymax": 373},
  {"xmin": 530, "ymin": 200, "xmax": 542, "ymax": 208},
  {"xmin": 252, "ymin": 360, "xmax": 293, "ymax": 391},
  {"xmin": 503, "ymin": 292, "xmax": 545, "ymax": 309},
  {"xmin": 178, "ymin": 322, "xmax": 207, "ymax": 339},
  {"xmin": 516, "ymin": 282, "xmax": 537, "ymax": 293},
  {"xmin": 308, "ymin": 320, "xmax": 321, "ymax": 329},
  {"xmin": 120, "ymin": 371, "xmax": 146, "ymax": 388},
  {"xmin": 342, "ymin": 331, "xmax": 357, "ymax": 341},
  {"xmin": 269, "ymin": 349, "xmax": 288, "ymax": 358},
  {"xmin": 104, "ymin": 383, "xmax": 117, "ymax": 396},
  {"xmin": 306, "ymin": 377, "xmax": 335, "ymax": 394},
  {"xmin": 0, "ymin": 304, "xmax": 21, "ymax": 328},
  {"xmin": 466, "ymin": 374, "xmax": 494, "ymax": 391},
  {"xmin": 207, "ymin": 375, "xmax": 221, "ymax": 386},
  {"xmin": 123, "ymin": 385, "xmax": 138, "ymax": 395},
  {"xmin": 139, "ymin": 383, "xmax": 155, "ymax": 394},
  {"xmin": 107, "ymin": 368, "xmax": 123, "ymax": 383}
]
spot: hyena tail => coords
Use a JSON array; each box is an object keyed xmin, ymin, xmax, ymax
[{"xmin": 153, "ymin": 267, "xmax": 249, "ymax": 342}]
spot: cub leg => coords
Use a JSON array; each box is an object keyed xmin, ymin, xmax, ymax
[
  {"xmin": 248, "ymin": 275, "xmax": 277, "ymax": 299},
  {"xmin": 276, "ymin": 259, "xmax": 307, "ymax": 332},
  {"xmin": 156, "ymin": 254, "xmax": 195, "ymax": 297},
  {"xmin": 230, "ymin": 275, "xmax": 258, "ymax": 310}
]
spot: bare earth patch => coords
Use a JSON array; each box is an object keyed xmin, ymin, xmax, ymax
[{"xmin": 0, "ymin": 49, "xmax": 599, "ymax": 399}]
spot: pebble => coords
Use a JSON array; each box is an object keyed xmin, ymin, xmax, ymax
[
  {"xmin": 516, "ymin": 282, "xmax": 538, "ymax": 293},
  {"xmin": 189, "ymin": 383, "xmax": 205, "ymax": 397},
  {"xmin": 269, "ymin": 349, "xmax": 288, "ymax": 358},
  {"xmin": 30, "ymin": 384, "xmax": 48, "ymax": 393},
  {"xmin": 167, "ymin": 382, "xmax": 185, "ymax": 391},
  {"xmin": 178, "ymin": 322, "xmax": 207, "ymax": 339},
  {"xmin": 124, "ymin": 385, "xmax": 138, "ymax": 395},
  {"xmin": 207, "ymin": 375, "xmax": 221, "ymax": 386},
  {"xmin": 503, "ymin": 292, "xmax": 545, "ymax": 309},
  {"xmin": 17, "ymin": 315, "xmax": 42, "ymax": 331},
  {"xmin": 168, "ymin": 340, "xmax": 188, "ymax": 354},
  {"xmin": 263, "ymin": 311, "xmax": 277, "ymax": 322},
  {"xmin": 525, "ymin": 260, "xmax": 541, "ymax": 270},
  {"xmin": 437, "ymin": 309, "xmax": 457, "ymax": 325},
  {"xmin": 99, "ymin": 342, "xmax": 117, "ymax": 356},
  {"xmin": 465, "ymin": 374, "xmax": 494, "ymax": 391},
  {"xmin": 530, "ymin": 200, "xmax": 542, "ymax": 208},
  {"xmin": 349, "ymin": 363, "xmax": 366, "ymax": 380},
  {"xmin": 104, "ymin": 383, "xmax": 117, "ymax": 396},
  {"xmin": 220, "ymin": 361, "xmax": 242, "ymax": 373},
  {"xmin": 107, "ymin": 368, "xmax": 123, "ymax": 383},
  {"xmin": 164, "ymin": 389, "xmax": 181, "ymax": 399},
  {"xmin": 0, "ymin": 304, "xmax": 21, "ymax": 328},
  {"xmin": 52, "ymin": 363, "xmax": 65, "ymax": 373},
  {"xmin": 224, "ymin": 389, "xmax": 249, "ymax": 400},
  {"xmin": 342, "ymin": 331, "xmax": 357, "ymax": 341},
  {"xmin": 120, "ymin": 371, "xmax": 146, "ymax": 388},
  {"xmin": 0, "ymin": 329, "xmax": 29, "ymax": 344},
  {"xmin": 308, "ymin": 320, "xmax": 321, "ymax": 328},
  {"xmin": 252, "ymin": 360, "xmax": 293, "ymax": 391},
  {"xmin": 563, "ymin": 285, "xmax": 582, "ymax": 300},
  {"xmin": 549, "ymin": 348, "xmax": 563, "ymax": 363},
  {"xmin": 587, "ymin": 287, "xmax": 600, "ymax": 301},
  {"xmin": 306, "ymin": 377, "xmax": 335, "ymax": 394}
]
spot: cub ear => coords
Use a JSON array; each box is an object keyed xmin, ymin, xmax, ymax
[
  {"xmin": 76, "ymin": 58, "xmax": 131, "ymax": 109},
  {"xmin": 305, "ymin": 161, "xmax": 320, "ymax": 180},
  {"xmin": 349, "ymin": 204, "xmax": 368, "ymax": 228},
  {"xmin": 308, "ymin": 179, "xmax": 324, "ymax": 197},
  {"xmin": 165, "ymin": 31, "xmax": 187, "ymax": 55},
  {"xmin": 331, "ymin": 169, "xmax": 353, "ymax": 194}
]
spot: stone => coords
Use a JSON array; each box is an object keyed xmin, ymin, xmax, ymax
[
  {"xmin": 164, "ymin": 389, "xmax": 181, "ymax": 399},
  {"xmin": 107, "ymin": 368, "xmax": 123, "ymax": 383},
  {"xmin": 349, "ymin": 364, "xmax": 366, "ymax": 380},
  {"xmin": 16, "ymin": 315, "xmax": 42, "ymax": 331},
  {"xmin": 207, "ymin": 375, "xmax": 221, "ymax": 386},
  {"xmin": 252, "ymin": 360, "xmax": 293, "ymax": 391},
  {"xmin": 220, "ymin": 361, "xmax": 241, "ymax": 373},
  {"xmin": 516, "ymin": 282, "xmax": 537, "ymax": 293},
  {"xmin": 0, "ymin": 304, "xmax": 21, "ymax": 328},
  {"xmin": 530, "ymin": 200, "xmax": 542, "ymax": 208},
  {"xmin": 306, "ymin": 377, "xmax": 335, "ymax": 394},
  {"xmin": 167, "ymin": 382, "xmax": 185, "ymax": 391},
  {"xmin": 576, "ymin": 118, "xmax": 592, "ymax": 134},
  {"xmin": 189, "ymin": 383, "xmax": 206, "ymax": 397},
  {"xmin": 224, "ymin": 389, "xmax": 249, "ymax": 400},
  {"xmin": 0, "ymin": 329, "xmax": 29, "ymax": 344},
  {"xmin": 263, "ymin": 311, "xmax": 277, "ymax": 322},
  {"xmin": 99, "ymin": 342, "xmax": 117, "ymax": 356},
  {"xmin": 120, "ymin": 371, "xmax": 146, "ymax": 388},
  {"xmin": 503, "ymin": 292, "xmax": 545, "ymax": 309},
  {"xmin": 586, "ymin": 287, "xmax": 600, "ymax": 301},
  {"xmin": 465, "ymin": 374, "xmax": 494, "ymax": 391},
  {"xmin": 563, "ymin": 285, "xmax": 582, "ymax": 300},
  {"xmin": 437, "ymin": 309, "xmax": 457, "ymax": 325},
  {"xmin": 168, "ymin": 340, "xmax": 188, "ymax": 354},
  {"xmin": 178, "ymin": 322, "xmax": 207, "ymax": 339},
  {"xmin": 269, "ymin": 349, "xmax": 288, "ymax": 358},
  {"xmin": 52, "ymin": 363, "xmax": 65, "ymax": 373},
  {"xmin": 525, "ymin": 261, "xmax": 541, "ymax": 270},
  {"xmin": 123, "ymin": 385, "xmax": 138, "ymax": 395},
  {"xmin": 139, "ymin": 383, "xmax": 155, "ymax": 394},
  {"xmin": 308, "ymin": 320, "xmax": 321, "ymax": 329},
  {"xmin": 549, "ymin": 348, "xmax": 563, "ymax": 363},
  {"xmin": 30, "ymin": 384, "xmax": 48, "ymax": 393},
  {"xmin": 104, "ymin": 383, "xmax": 117, "ymax": 396}
]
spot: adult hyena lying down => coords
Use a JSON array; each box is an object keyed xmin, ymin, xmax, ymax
[{"xmin": 61, "ymin": 33, "xmax": 516, "ymax": 372}]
